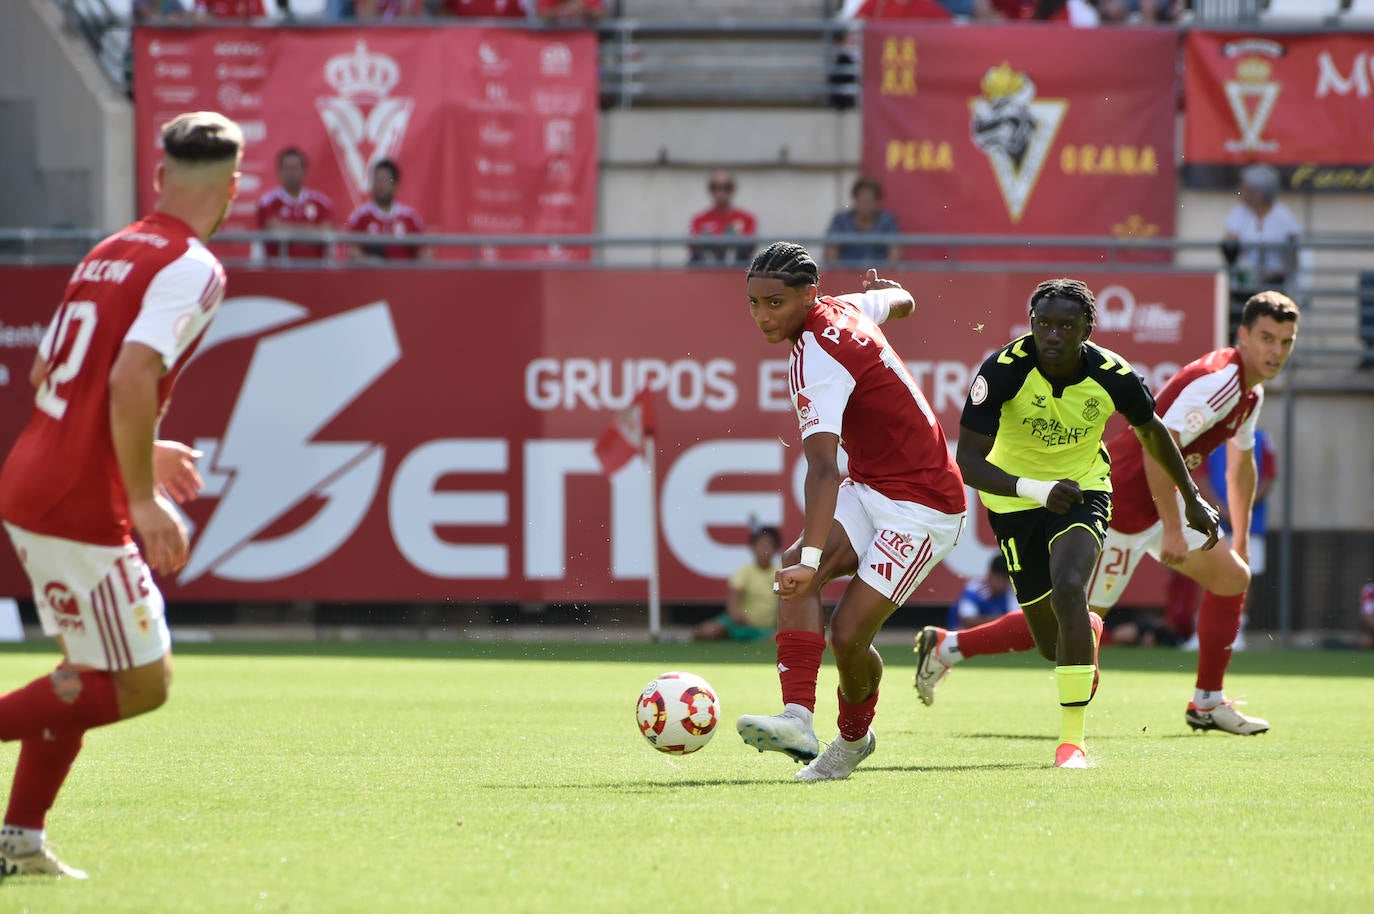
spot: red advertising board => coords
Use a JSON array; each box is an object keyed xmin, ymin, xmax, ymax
[
  {"xmin": 133, "ymin": 27, "xmax": 598, "ymax": 261},
  {"xmin": 1185, "ymin": 32, "xmax": 1374, "ymax": 185},
  {"xmin": 862, "ymin": 24, "xmax": 1177, "ymax": 255},
  {"xmin": 0, "ymin": 267, "xmax": 1222, "ymax": 606}
]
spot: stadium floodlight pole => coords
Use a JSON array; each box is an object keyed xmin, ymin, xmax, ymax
[{"xmin": 645, "ymin": 432, "xmax": 662, "ymax": 641}]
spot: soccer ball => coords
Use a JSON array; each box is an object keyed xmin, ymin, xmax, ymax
[{"xmin": 636, "ymin": 671, "xmax": 720, "ymax": 755}]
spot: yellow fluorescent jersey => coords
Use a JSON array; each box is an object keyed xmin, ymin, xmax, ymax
[{"xmin": 961, "ymin": 334, "xmax": 1156, "ymax": 513}]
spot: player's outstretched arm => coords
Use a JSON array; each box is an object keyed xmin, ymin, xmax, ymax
[
  {"xmin": 860, "ymin": 268, "xmax": 914, "ymax": 319},
  {"xmin": 1133, "ymin": 415, "xmax": 1221, "ymax": 549},
  {"xmin": 956, "ymin": 426, "xmax": 1082, "ymax": 514}
]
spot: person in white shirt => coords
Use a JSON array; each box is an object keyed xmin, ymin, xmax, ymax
[{"xmin": 1222, "ymin": 164, "xmax": 1301, "ymax": 292}]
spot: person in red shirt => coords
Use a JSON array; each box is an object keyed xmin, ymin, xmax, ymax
[
  {"xmin": 535, "ymin": 0, "xmax": 604, "ymax": 24},
  {"xmin": 916, "ymin": 292, "xmax": 1298, "ymax": 738},
  {"xmin": 687, "ymin": 171, "xmax": 757, "ymax": 267},
  {"xmin": 444, "ymin": 0, "xmax": 529, "ymax": 17},
  {"xmin": 344, "ymin": 159, "xmax": 429, "ymax": 262},
  {"xmin": 849, "ymin": 0, "xmax": 954, "ymax": 18},
  {"xmin": 255, "ymin": 147, "xmax": 334, "ymax": 261},
  {"xmin": 734, "ymin": 242, "xmax": 967, "ymax": 781},
  {"xmin": 193, "ymin": 0, "xmax": 269, "ymax": 18},
  {"xmin": 0, "ymin": 111, "xmax": 244, "ymax": 878}
]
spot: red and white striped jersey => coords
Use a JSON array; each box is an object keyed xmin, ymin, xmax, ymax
[
  {"xmin": 0, "ymin": 212, "xmax": 226, "ymax": 546},
  {"xmin": 789, "ymin": 290, "xmax": 965, "ymax": 513},
  {"xmin": 1108, "ymin": 347, "xmax": 1262, "ymax": 533}
]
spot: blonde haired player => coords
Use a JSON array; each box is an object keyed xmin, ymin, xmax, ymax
[{"xmin": 0, "ymin": 111, "xmax": 243, "ymax": 877}]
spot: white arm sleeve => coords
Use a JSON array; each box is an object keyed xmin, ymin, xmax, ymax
[
  {"xmin": 1159, "ymin": 365, "xmax": 1243, "ymax": 448},
  {"xmin": 124, "ymin": 249, "xmax": 224, "ymax": 370},
  {"xmin": 792, "ymin": 333, "xmax": 856, "ymax": 441},
  {"xmin": 835, "ymin": 288, "xmax": 906, "ymax": 326}
]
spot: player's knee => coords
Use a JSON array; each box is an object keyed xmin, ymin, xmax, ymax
[{"xmin": 1051, "ymin": 579, "xmax": 1089, "ymax": 616}]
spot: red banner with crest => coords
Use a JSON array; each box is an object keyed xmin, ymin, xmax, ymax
[
  {"xmin": 132, "ymin": 26, "xmax": 598, "ymax": 261},
  {"xmin": 1184, "ymin": 32, "xmax": 1374, "ymax": 190},
  {"xmin": 0, "ymin": 267, "xmax": 1222, "ymax": 607},
  {"xmin": 862, "ymin": 24, "xmax": 1177, "ymax": 256}
]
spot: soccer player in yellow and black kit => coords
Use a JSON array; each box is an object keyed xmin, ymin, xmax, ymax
[{"xmin": 949, "ymin": 279, "xmax": 1219, "ymax": 768}]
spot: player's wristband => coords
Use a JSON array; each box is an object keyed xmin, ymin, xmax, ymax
[
  {"xmin": 1015, "ymin": 477, "xmax": 1057, "ymax": 508},
  {"xmin": 799, "ymin": 546, "xmax": 823, "ymax": 570}
]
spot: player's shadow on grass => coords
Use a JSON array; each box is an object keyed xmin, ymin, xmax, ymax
[{"xmin": 860, "ymin": 761, "xmax": 1044, "ymax": 774}]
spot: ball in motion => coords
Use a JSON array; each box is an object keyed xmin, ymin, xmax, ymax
[{"xmin": 636, "ymin": 671, "xmax": 720, "ymax": 755}]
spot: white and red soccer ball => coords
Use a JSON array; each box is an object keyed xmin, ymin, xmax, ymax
[{"xmin": 636, "ymin": 671, "xmax": 720, "ymax": 755}]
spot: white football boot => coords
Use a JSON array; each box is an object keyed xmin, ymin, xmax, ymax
[
  {"xmin": 736, "ymin": 711, "xmax": 820, "ymax": 762},
  {"xmin": 0, "ymin": 845, "xmax": 88, "ymax": 879},
  {"xmin": 1185, "ymin": 700, "xmax": 1269, "ymax": 735},
  {"xmin": 796, "ymin": 731, "xmax": 876, "ymax": 781}
]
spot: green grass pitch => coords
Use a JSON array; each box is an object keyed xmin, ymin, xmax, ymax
[{"xmin": 1, "ymin": 640, "xmax": 1371, "ymax": 913}]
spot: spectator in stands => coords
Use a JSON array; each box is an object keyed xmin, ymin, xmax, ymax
[
  {"xmin": 946, "ymin": 554, "xmax": 1018, "ymax": 632},
  {"xmin": 344, "ymin": 159, "xmax": 429, "ymax": 262},
  {"xmin": 355, "ymin": 0, "xmax": 423, "ymax": 16},
  {"xmin": 1095, "ymin": 0, "xmax": 1180, "ymax": 23},
  {"xmin": 256, "ymin": 148, "xmax": 335, "ymax": 262},
  {"xmin": 687, "ymin": 171, "xmax": 757, "ymax": 268},
  {"xmin": 1222, "ymin": 163, "xmax": 1302, "ymax": 304},
  {"xmin": 193, "ymin": 0, "xmax": 272, "ymax": 18},
  {"xmin": 534, "ymin": 0, "xmax": 605, "ymax": 24},
  {"xmin": 134, "ymin": 0, "xmax": 188, "ymax": 21},
  {"xmin": 974, "ymin": 0, "xmax": 1098, "ymax": 24},
  {"xmin": 824, "ymin": 176, "xmax": 900, "ymax": 270},
  {"xmin": 693, "ymin": 527, "xmax": 781, "ymax": 642},
  {"xmin": 444, "ymin": 0, "xmax": 531, "ymax": 16},
  {"xmin": 842, "ymin": 0, "xmax": 955, "ymax": 18}
]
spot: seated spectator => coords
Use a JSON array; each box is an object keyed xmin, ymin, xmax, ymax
[
  {"xmin": 825, "ymin": 176, "xmax": 900, "ymax": 269},
  {"xmin": 974, "ymin": 0, "xmax": 1098, "ymax": 24},
  {"xmin": 344, "ymin": 159, "xmax": 429, "ymax": 262},
  {"xmin": 535, "ymin": 0, "xmax": 604, "ymax": 24},
  {"xmin": 694, "ymin": 527, "xmax": 781, "ymax": 643},
  {"xmin": 193, "ymin": 0, "xmax": 273, "ymax": 17},
  {"xmin": 843, "ymin": 0, "xmax": 955, "ymax": 18},
  {"xmin": 946, "ymin": 554, "xmax": 1018, "ymax": 631},
  {"xmin": 687, "ymin": 171, "xmax": 757, "ymax": 267},
  {"xmin": 444, "ymin": 0, "xmax": 530, "ymax": 16},
  {"xmin": 1095, "ymin": 0, "xmax": 1180, "ymax": 23},
  {"xmin": 256, "ymin": 148, "xmax": 335, "ymax": 262},
  {"xmin": 1221, "ymin": 164, "xmax": 1303, "ymax": 338},
  {"xmin": 355, "ymin": 0, "xmax": 423, "ymax": 16},
  {"xmin": 135, "ymin": 0, "xmax": 188, "ymax": 21}
]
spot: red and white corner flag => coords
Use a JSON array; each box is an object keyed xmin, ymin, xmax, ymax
[{"xmin": 594, "ymin": 388, "xmax": 657, "ymax": 477}]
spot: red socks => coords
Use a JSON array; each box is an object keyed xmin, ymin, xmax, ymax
[
  {"xmin": 776, "ymin": 630, "xmax": 826, "ymax": 712},
  {"xmin": 957, "ymin": 610, "xmax": 1037, "ymax": 659},
  {"xmin": 0, "ymin": 669, "xmax": 120, "ymax": 743},
  {"xmin": 1195, "ymin": 591, "xmax": 1246, "ymax": 692},
  {"xmin": 4, "ymin": 732, "xmax": 84, "ymax": 829},
  {"xmin": 837, "ymin": 688, "xmax": 878, "ymax": 742}
]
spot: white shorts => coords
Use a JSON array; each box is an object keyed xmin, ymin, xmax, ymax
[
  {"xmin": 833, "ymin": 480, "xmax": 966, "ymax": 605},
  {"xmin": 1086, "ymin": 519, "xmax": 1212, "ymax": 610},
  {"xmin": 4, "ymin": 522, "xmax": 170, "ymax": 670}
]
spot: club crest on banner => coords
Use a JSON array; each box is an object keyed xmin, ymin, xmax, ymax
[
  {"xmin": 316, "ymin": 41, "xmax": 414, "ymax": 208},
  {"xmin": 969, "ymin": 62, "xmax": 1066, "ymax": 224},
  {"xmin": 1221, "ymin": 39, "xmax": 1283, "ymax": 154}
]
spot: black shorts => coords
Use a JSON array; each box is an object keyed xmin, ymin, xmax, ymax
[{"xmin": 985, "ymin": 490, "xmax": 1112, "ymax": 604}]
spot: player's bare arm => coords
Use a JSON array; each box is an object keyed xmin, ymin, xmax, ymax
[
  {"xmin": 955, "ymin": 426, "xmax": 1083, "ymax": 514},
  {"xmin": 28, "ymin": 352, "xmax": 49, "ymax": 388},
  {"xmin": 1133, "ymin": 415, "xmax": 1221, "ymax": 550},
  {"xmin": 109, "ymin": 342, "xmax": 189, "ymax": 575},
  {"xmin": 775, "ymin": 431, "xmax": 844, "ymax": 600},
  {"xmin": 1224, "ymin": 441, "xmax": 1259, "ymax": 562},
  {"xmin": 1139, "ymin": 426, "xmax": 1193, "ymax": 565},
  {"xmin": 860, "ymin": 268, "xmax": 914, "ymax": 318}
]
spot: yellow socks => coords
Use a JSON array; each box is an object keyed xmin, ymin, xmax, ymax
[{"xmin": 1056, "ymin": 664, "xmax": 1096, "ymax": 748}]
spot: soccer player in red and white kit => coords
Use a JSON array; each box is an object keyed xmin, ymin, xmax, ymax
[
  {"xmin": 255, "ymin": 147, "xmax": 334, "ymax": 261},
  {"xmin": 0, "ymin": 111, "xmax": 243, "ymax": 878},
  {"xmin": 735, "ymin": 242, "xmax": 967, "ymax": 781},
  {"xmin": 915, "ymin": 291, "xmax": 1299, "ymax": 736},
  {"xmin": 344, "ymin": 159, "xmax": 429, "ymax": 262}
]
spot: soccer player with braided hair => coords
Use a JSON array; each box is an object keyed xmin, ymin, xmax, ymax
[
  {"xmin": 734, "ymin": 242, "xmax": 967, "ymax": 780},
  {"xmin": 916, "ymin": 278, "xmax": 1219, "ymax": 768}
]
